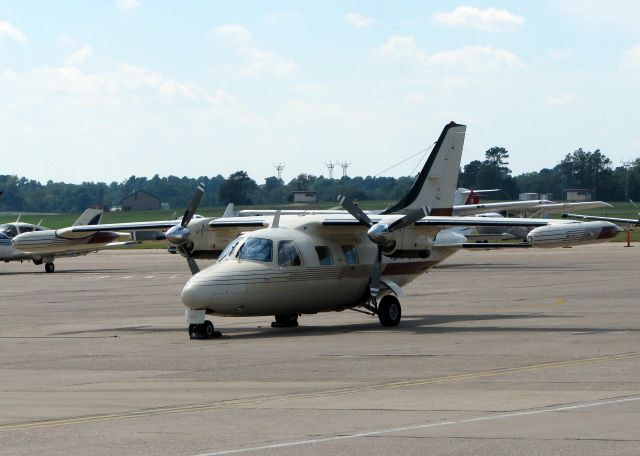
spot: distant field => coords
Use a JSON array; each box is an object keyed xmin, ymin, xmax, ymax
[{"xmin": 1, "ymin": 200, "xmax": 638, "ymax": 244}]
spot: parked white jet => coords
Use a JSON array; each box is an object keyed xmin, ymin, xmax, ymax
[{"xmin": 6, "ymin": 209, "xmax": 134, "ymax": 272}]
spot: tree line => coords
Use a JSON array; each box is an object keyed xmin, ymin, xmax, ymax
[{"xmin": 1, "ymin": 147, "xmax": 639, "ymax": 212}]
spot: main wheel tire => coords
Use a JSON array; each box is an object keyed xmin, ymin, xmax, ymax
[
  {"xmin": 45, "ymin": 262, "xmax": 55, "ymax": 273},
  {"xmin": 272, "ymin": 314, "xmax": 299, "ymax": 327},
  {"xmin": 203, "ymin": 320, "xmax": 215, "ymax": 338},
  {"xmin": 378, "ymin": 295, "xmax": 401, "ymax": 327}
]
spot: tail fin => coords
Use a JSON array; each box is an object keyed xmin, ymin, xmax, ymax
[
  {"xmin": 382, "ymin": 121, "xmax": 466, "ymax": 215},
  {"xmin": 454, "ymin": 188, "xmax": 476, "ymax": 206},
  {"xmin": 73, "ymin": 208, "xmax": 103, "ymax": 226},
  {"xmin": 465, "ymin": 189, "xmax": 480, "ymax": 205}
]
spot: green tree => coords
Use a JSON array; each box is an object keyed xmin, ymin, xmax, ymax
[{"xmin": 218, "ymin": 171, "xmax": 258, "ymax": 205}]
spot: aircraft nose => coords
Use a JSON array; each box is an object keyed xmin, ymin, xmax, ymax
[{"xmin": 181, "ymin": 278, "xmax": 209, "ymax": 310}]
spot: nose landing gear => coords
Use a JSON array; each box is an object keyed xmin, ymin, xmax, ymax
[
  {"xmin": 271, "ymin": 313, "xmax": 299, "ymax": 328},
  {"xmin": 188, "ymin": 320, "xmax": 222, "ymax": 339}
]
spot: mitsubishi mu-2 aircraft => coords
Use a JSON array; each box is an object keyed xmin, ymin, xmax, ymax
[{"xmin": 59, "ymin": 122, "xmax": 620, "ymax": 339}]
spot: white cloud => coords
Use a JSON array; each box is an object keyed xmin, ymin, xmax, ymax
[
  {"xmin": 548, "ymin": 48, "xmax": 574, "ymax": 61},
  {"xmin": 64, "ymin": 45, "xmax": 94, "ymax": 66},
  {"xmin": 210, "ymin": 24, "xmax": 298, "ymax": 77},
  {"xmin": 546, "ymin": 93, "xmax": 580, "ymax": 107},
  {"xmin": 0, "ymin": 20, "xmax": 27, "ymax": 45},
  {"xmin": 373, "ymin": 38, "xmax": 523, "ymax": 72},
  {"xmin": 117, "ymin": 0, "xmax": 140, "ymax": 11},
  {"xmin": 622, "ymin": 46, "xmax": 640, "ymax": 71},
  {"xmin": 345, "ymin": 13, "xmax": 375, "ymax": 28},
  {"xmin": 433, "ymin": 6, "xmax": 524, "ymax": 31},
  {"xmin": 374, "ymin": 36, "xmax": 427, "ymax": 61},
  {"xmin": 429, "ymin": 46, "xmax": 524, "ymax": 71}
]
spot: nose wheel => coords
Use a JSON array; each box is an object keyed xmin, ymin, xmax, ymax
[
  {"xmin": 188, "ymin": 320, "xmax": 222, "ymax": 339},
  {"xmin": 44, "ymin": 262, "xmax": 55, "ymax": 273},
  {"xmin": 271, "ymin": 314, "xmax": 299, "ymax": 328}
]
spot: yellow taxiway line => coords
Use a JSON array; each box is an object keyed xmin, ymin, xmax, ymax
[{"xmin": 2, "ymin": 351, "xmax": 639, "ymax": 432}]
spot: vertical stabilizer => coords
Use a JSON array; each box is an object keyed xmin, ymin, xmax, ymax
[
  {"xmin": 73, "ymin": 208, "xmax": 104, "ymax": 226},
  {"xmin": 382, "ymin": 121, "xmax": 466, "ymax": 215}
]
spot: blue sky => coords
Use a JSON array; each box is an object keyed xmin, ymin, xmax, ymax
[{"xmin": 1, "ymin": 1, "xmax": 639, "ymax": 184}]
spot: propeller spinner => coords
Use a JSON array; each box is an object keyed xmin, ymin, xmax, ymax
[
  {"xmin": 338, "ymin": 195, "xmax": 429, "ymax": 299},
  {"xmin": 166, "ymin": 182, "xmax": 205, "ymax": 275}
]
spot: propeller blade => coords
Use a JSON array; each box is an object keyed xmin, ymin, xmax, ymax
[
  {"xmin": 370, "ymin": 246, "xmax": 382, "ymax": 298},
  {"xmin": 185, "ymin": 253, "xmax": 200, "ymax": 275},
  {"xmin": 387, "ymin": 207, "xmax": 429, "ymax": 232},
  {"xmin": 337, "ymin": 195, "xmax": 373, "ymax": 227},
  {"xmin": 178, "ymin": 245, "xmax": 200, "ymax": 275},
  {"xmin": 181, "ymin": 182, "xmax": 205, "ymax": 227}
]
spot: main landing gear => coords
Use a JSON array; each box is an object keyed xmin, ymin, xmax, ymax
[
  {"xmin": 271, "ymin": 313, "xmax": 299, "ymax": 328},
  {"xmin": 377, "ymin": 295, "xmax": 401, "ymax": 327},
  {"xmin": 44, "ymin": 262, "xmax": 55, "ymax": 273},
  {"xmin": 360, "ymin": 293, "xmax": 402, "ymax": 327},
  {"xmin": 189, "ymin": 320, "xmax": 222, "ymax": 339}
]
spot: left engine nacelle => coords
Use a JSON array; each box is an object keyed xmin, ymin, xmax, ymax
[{"xmin": 527, "ymin": 221, "xmax": 619, "ymax": 248}]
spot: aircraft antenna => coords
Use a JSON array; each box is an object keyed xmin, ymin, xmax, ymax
[{"xmin": 339, "ymin": 160, "xmax": 351, "ymax": 178}]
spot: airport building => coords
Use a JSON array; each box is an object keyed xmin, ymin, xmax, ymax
[{"xmin": 120, "ymin": 190, "xmax": 161, "ymax": 211}]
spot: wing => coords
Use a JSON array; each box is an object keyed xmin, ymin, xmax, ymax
[
  {"xmin": 453, "ymin": 200, "xmax": 552, "ymax": 216},
  {"xmin": 561, "ymin": 212, "xmax": 640, "ymax": 225}
]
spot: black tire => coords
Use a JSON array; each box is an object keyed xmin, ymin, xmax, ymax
[
  {"xmin": 274, "ymin": 314, "xmax": 298, "ymax": 326},
  {"xmin": 203, "ymin": 320, "xmax": 215, "ymax": 338},
  {"xmin": 378, "ymin": 295, "xmax": 401, "ymax": 327},
  {"xmin": 45, "ymin": 262, "xmax": 55, "ymax": 273}
]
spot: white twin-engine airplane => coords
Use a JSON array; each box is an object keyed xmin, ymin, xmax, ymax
[
  {"xmin": 58, "ymin": 122, "xmax": 620, "ymax": 339},
  {"xmin": 5, "ymin": 210, "xmax": 134, "ymax": 272}
]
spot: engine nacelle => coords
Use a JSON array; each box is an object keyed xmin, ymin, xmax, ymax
[{"xmin": 526, "ymin": 221, "xmax": 619, "ymax": 248}]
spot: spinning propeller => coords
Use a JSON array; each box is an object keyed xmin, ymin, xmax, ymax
[
  {"xmin": 166, "ymin": 183, "xmax": 205, "ymax": 275},
  {"xmin": 337, "ymin": 196, "xmax": 428, "ymax": 299}
]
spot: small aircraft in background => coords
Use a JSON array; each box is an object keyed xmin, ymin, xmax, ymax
[{"xmin": 5, "ymin": 209, "xmax": 135, "ymax": 272}]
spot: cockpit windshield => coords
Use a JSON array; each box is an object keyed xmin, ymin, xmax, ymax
[
  {"xmin": 0, "ymin": 224, "xmax": 18, "ymax": 239},
  {"xmin": 218, "ymin": 238, "xmax": 241, "ymax": 262},
  {"xmin": 238, "ymin": 237, "xmax": 273, "ymax": 262}
]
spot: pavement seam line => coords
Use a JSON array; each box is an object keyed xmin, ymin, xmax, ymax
[{"xmin": 1, "ymin": 351, "xmax": 639, "ymax": 432}]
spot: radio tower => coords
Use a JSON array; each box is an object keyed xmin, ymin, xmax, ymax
[
  {"xmin": 274, "ymin": 163, "xmax": 285, "ymax": 181},
  {"xmin": 325, "ymin": 161, "xmax": 336, "ymax": 179},
  {"xmin": 339, "ymin": 160, "xmax": 351, "ymax": 178},
  {"xmin": 622, "ymin": 158, "xmax": 633, "ymax": 202}
]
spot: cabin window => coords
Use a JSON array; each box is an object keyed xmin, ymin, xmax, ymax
[
  {"xmin": 278, "ymin": 240, "xmax": 303, "ymax": 266},
  {"xmin": 315, "ymin": 246, "xmax": 333, "ymax": 265},
  {"xmin": 218, "ymin": 238, "xmax": 241, "ymax": 261},
  {"xmin": 19, "ymin": 226, "xmax": 34, "ymax": 233},
  {"xmin": 0, "ymin": 224, "xmax": 18, "ymax": 239},
  {"xmin": 341, "ymin": 245, "xmax": 359, "ymax": 264},
  {"xmin": 238, "ymin": 237, "xmax": 273, "ymax": 262}
]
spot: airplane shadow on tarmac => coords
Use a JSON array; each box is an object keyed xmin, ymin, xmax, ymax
[{"xmin": 53, "ymin": 313, "xmax": 636, "ymax": 339}]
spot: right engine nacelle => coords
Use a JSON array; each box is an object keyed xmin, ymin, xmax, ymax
[{"xmin": 527, "ymin": 221, "xmax": 619, "ymax": 248}]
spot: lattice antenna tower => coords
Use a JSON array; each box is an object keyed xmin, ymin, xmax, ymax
[
  {"xmin": 339, "ymin": 160, "xmax": 351, "ymax": 178},
  {"xmin": 274, "ymin": 163, "xmax": 285, "ymax": 181},
  {"xmin": 325, "ymin": 161, "xmax": 336, "ymax": 179},
  {"xmin": 622, "ymin": 158, "xmax": 634, "ymax": 202}
]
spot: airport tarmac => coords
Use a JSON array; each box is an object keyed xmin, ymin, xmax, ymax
[{"xmin": 1, "ymin": 244, "xmax": 639, "ymax": 455}]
